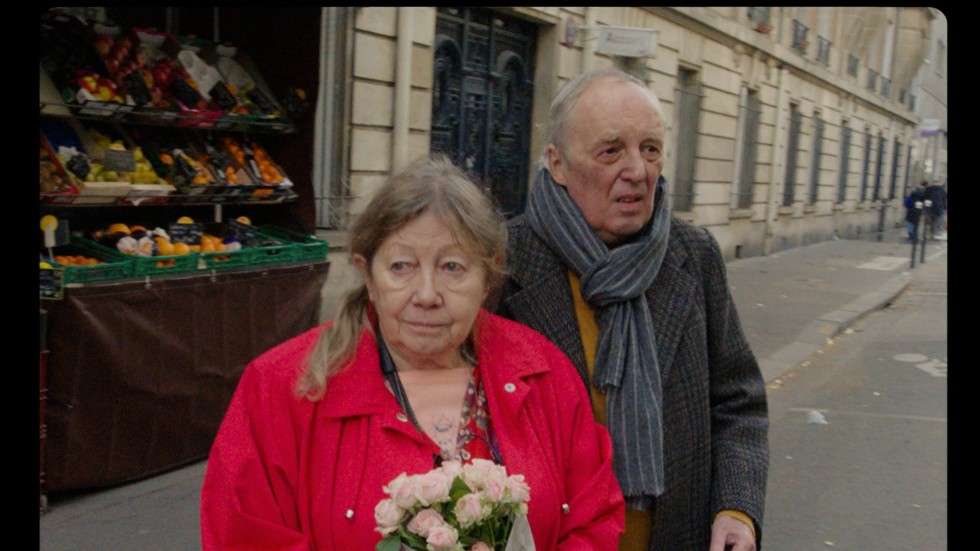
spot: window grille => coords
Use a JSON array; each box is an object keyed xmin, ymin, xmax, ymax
[
  {"xmin": 783, "ymin": 105, "xmax": 802, "ymax": 206},
  {"xmin": 872, "ymin": 134, "xmax": 885, "ymax": 200},
  {"xmin": 867, "ymin": 69, "xmax": 878, "ymax": 91},
  {"xmin": 808, "ymin": 116, "xmax": 823, "ymax": 204},
  {"xmin": 736, "ymin": 91, "xmax": 762, "ymax": 209},
  {"xmin": 860, "ymin": 131, "xmax": 872, "ymax": 201},
  {"xmin": 889, "ymin": 138, "xmax": 901, "ymax": 199},
  {"xmin": 673, "ymin": 69, "xmax": 701, "ymax": 212},
  {"xmin": 816, "ymin": 37, "xmax": 831, "ymax": 65},
  {"xmin": 792, "ymin": 20, "xmax": 809, "ymax": 53},
  {"xmin": 847, "ymin": 55, "xmax": 859, "ymax": 76},
  {"xmin": 837, "ymin": 125, "xmax": 851, "ymax": 203}
]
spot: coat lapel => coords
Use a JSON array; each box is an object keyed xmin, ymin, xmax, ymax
[{"xmin": 644, "ymin": 230, "xmax": 696, "ymax": 380}]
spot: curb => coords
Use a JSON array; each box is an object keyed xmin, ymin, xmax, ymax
[{"xmin": 758, "ymin": 273, "xmax": 913, "ymax": 384}]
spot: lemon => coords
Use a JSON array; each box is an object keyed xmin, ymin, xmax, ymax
[
  {"xmin": 40, "ymin": 261, "xmax": 53, "ymax": 269},
  {"xmin": 235, "ymin": 216, "xmax": 251, "ymax": 225},
  {"xmin": 176, "ymin": 216, "xmax": 194, "ymax": 224}
]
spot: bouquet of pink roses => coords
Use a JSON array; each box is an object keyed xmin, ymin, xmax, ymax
[{"xmin": 374, "ymin": 458, "xmax": 533, "ymax": 551}]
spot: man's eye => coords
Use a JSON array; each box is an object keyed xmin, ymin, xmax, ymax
[{"xmin": 643, "ymin": 144, "xmax": 662, "ymax": 158}]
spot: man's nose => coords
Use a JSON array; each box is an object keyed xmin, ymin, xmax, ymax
[{"xmin": 620, "ymin": 149, "xmax": 647, "ymax": 182}]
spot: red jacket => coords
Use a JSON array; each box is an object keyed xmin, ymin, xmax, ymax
[{"xmin": 201, "ymin": 310, "xmax": 625, "ymax": 550}]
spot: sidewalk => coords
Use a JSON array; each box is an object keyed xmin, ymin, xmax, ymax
[{"xmin": 38, "ymin": 230, "xmax": 948, "ymax": 551}]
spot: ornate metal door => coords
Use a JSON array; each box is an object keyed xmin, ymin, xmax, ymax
[{"xmin": 431, "ymin": 7, "xmax": 536, "ymax": 217}]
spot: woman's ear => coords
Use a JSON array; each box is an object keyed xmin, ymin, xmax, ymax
[{"xmin": 352, "ymin": 254, "xmax": 373, "ymax": 300}]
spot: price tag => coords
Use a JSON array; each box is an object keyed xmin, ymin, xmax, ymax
[
  {"xmin": 227, "ymin": 218, "xmax": 257, "ymax": 246},
  {"xmin": 104, "ymin": 148, "xmax": 136, "ymax": 173},
  {"xmin": 40, "ymin": 267, "xmax": 65, "ymax": 301},
  {"xmin": 169, "ymin": 222, "xmax": 204, "ymax": 244}
]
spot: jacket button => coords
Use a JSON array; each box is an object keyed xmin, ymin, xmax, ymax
[
  {"xmin": 396, "ymin": 413, "xmax": 408, "ymax": 422},
  {"xmin": 345, "ymin": 509, "xmax": 354, "ymax": 519},
  {"xmin": 504, "ymin": 383, "xmax": 516, "ymax": 393}
]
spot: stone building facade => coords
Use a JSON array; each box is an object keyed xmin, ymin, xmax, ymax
[{"xmin": 313, "ymin": 7, "xmax": 942, "ymax": 263}]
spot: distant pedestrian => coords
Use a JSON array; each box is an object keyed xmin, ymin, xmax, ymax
[
  {"xmin": 904, "ymin": 181, "xmax": 927, "ymax": 241},
  {"xmin": 923, "ymin": 179, "xmax": 947, "ymax": 239}
]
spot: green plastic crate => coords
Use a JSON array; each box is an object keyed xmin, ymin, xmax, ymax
[
  {"xmin": 250, "ymin": 225, "xmax": 329, "ymax": 266},
  {"xmin": 198, "ymin": 246, "xmax": 254, "ymax": 271},
  {"xmin": 45, "ymin": 236, "xmax": 133, "ymax": 284},
  {"xmin": 130, "ymin": 250, "xmax": 201, "ymax": 277}
]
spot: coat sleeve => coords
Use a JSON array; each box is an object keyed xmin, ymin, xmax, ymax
[
  {"xmin": 200, "ymin": 360, "xmax": 311, "ymax": 551},
  {"xmin": 696, "ymin": 228, "xmax": 770, "ymax": 544},
  {"xmin": 539, "ymin": 345, "xmax": 626, "ymax": 549},
  {"xmin": 555, "ymin": 392, "xmax": 625, "ymax": 549}
]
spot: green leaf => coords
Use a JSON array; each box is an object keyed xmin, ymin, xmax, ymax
[
  {"xmin": 449, "ymin": 476, "xmax": 471, "ymax": 504},
  {"xmin": 376, "ymin": 536, "xmax": 402, "ymax": 551}
]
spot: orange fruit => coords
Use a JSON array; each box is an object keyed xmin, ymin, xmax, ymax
[
  {"xmin": 235, "ymin": 216, "xmax": 251, "ymax": 225},
  {"xmin": 156, "ymin": 239, "xmax": 175, "ymax": 256},
  {"xmin": 107, "ymin": 223, "xmax": 131, "ymax": 235},
  {"xmin": 172, "ymin": 242, "xmax": 191, "ymax": 255},
  {"xmin": 176, "ymin": 216, "xmax": 194, "ymax": 224}
]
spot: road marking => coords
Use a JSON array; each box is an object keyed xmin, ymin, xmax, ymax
[
  {"xmin": 857, "ymin": 256, "xmax": 909, "ymax": 271},
  {"xmin": 893, "ymin": 353, "xmax": 929, "ymax": 363},
  {"xmin": 789, "ymin": 408, "xmax": 946, "ymax": 423}
]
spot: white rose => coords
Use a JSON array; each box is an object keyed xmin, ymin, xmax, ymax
[
  {"xmin": 385, "ymin": 472, "xmax": 419, "ymax": 509},
  {"xmin": 373, "ymin": 498, "xmax": 405, "ymax": 535},
  {"xmin": 415, "ymin": 470, "xmax": 451, "ymax": 506}
]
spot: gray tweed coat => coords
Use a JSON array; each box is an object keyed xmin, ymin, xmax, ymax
[{"xmin": 494, "ymin": 215, "xmax": 769, "ymax": 551}]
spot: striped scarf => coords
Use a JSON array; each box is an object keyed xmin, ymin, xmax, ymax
[{"xmin": 525, "ymin": 167, "xmax": 670, "ymax": 503}]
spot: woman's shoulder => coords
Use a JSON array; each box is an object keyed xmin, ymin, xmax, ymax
[
  {"xmin": 478, "ymin": 312, "xmax": 580, "ymax": 380},
  {"xmin": 245, "ymin": 324, "xmax": 328, "ymax": 387}
]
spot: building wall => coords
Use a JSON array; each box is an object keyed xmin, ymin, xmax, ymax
[{"xmin": 320, "ymin": 6, "xmax": 932, "ymax": 263}]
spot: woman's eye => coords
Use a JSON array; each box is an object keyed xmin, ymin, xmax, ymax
[
  {"xmin": 390, "ymin": 261, "xmax": 412, "ymax": 273},
  {"xmin": 443, "ymin": 261, "xmax": 464, "ymax": 273}
]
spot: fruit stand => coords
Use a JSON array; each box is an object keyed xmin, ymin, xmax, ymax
[
  {"xmin": 39, "ymin": 9, "xmax": 328, "ymax": 498},
  {"xmin": 41, "ymin": 261, "xmax": 328, "ymax": 493}
]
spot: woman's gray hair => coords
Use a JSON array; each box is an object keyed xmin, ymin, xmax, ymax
[
  {"xmin": 545, "ymin": 68, "xmax": 663, "ymax": 161},
  {"xmin": 295, "ymin": 154, "xmax": 508, "ymax": 400}
]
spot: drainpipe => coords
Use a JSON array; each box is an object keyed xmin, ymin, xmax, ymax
[
  {"xmin": 764, "ymin": 62, "xmax": 789, "ymax": 255},
  {"xmin": 581, "ymin": 8, "xmax": 598, "ymax": 73},
  {"xmin": 392, "ymin": 7, "xmax": 413, "ymax": 173}
]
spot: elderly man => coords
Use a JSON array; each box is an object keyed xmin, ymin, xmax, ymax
[{"xmin": 495, "ymin": 69, "xmax": 769, "ymax": 551}]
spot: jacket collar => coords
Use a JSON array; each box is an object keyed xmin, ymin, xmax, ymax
[{"xmin": 320, "ymin": 311, "xmax": 548, "ymax": 419}]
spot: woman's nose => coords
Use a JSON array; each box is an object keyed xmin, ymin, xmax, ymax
[{"xmin": 412, "ymin": 269, "xmax": 442, "ymax": 307}]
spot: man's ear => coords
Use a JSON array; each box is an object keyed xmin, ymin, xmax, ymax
[{"xmin": 546, "ymin": 144, "xmax": 568, "ymax": 186}]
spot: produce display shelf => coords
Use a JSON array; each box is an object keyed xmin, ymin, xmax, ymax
[
  {"xmin": 44, "ymin": 236, "xmax": 133, "ymax": 283},
  {"xmin": 250, "ymin": 225, "xmax": 329, "ymax": 266}
]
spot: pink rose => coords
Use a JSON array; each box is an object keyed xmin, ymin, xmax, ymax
[
  {"xmin": 439, "ymin": 460, "xmax": 464, "ymax": 480},
  {"xmin": 461, "ymin": 459, "xmax": 498, "ymax": 490},
  {"xmin": 385, "ymin": 472, "xmax": 419, "ymax": 509},
  {"xmin": 415, "ymin": 470, "xmax": 451, "ymax": 506},
  {"xmin": 406, "ymin": 508, "xmax": 446, "ymax": 538},
  {"xmin": 469, "ymin": 542, "xmax": 492, "ymax": 551},
  {"xmin": 426, "ymin": 525, "xmax": 460, "ymax": 550},
  {"xmin": 505, "ymin": 474, "xmax": 531, "ymax": 504},
  {"xmin": 373, "ymin": 498, "xmax": 405, "ymax": 535},
  {"xmin": 453, "ymin": 493, "xmax": 488, "ymax": 528},
  {"xmin": 483, "ymin": 476, "xmax": 507, "ymax": 502}
]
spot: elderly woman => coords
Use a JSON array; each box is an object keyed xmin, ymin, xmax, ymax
[{"xmin": 200, "ymin": 155, "xmax": 625, "ymax": 550}]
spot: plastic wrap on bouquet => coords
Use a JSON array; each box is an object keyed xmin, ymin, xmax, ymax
[{"xmin": 504, "ymin": 515, "xmax": 535, "ymax": 551}]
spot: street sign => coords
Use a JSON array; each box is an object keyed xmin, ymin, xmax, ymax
[{"xmin": 596, "ymin": 26, "xmax": 659, "ymax": 58}]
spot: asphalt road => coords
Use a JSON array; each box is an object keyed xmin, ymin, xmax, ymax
[{"xmin": 762, "ymin": 248, "xmax": 947, "ymax": 550}]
